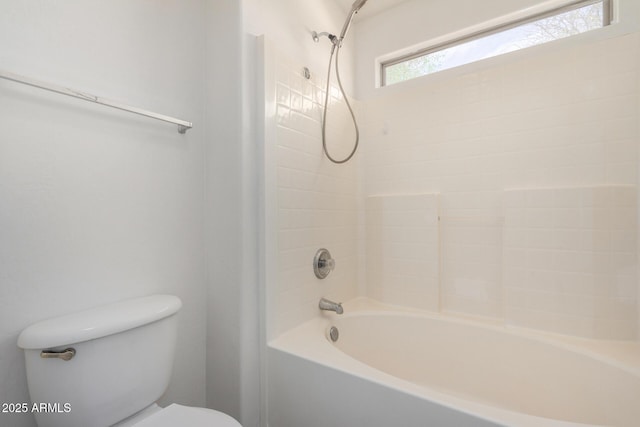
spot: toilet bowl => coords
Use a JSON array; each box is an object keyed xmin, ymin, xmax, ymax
[
  {"xmin": 17, "ymin": 295, "xmax": 241, "ymax": 427},
  {"xmin": 114, "ymin": 403, "xmax": 241, "ymax": 427}
]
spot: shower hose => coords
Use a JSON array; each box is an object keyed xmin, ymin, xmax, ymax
[{"xmin": 321, "ymin": 42, "xmax": 359, "ymax": 164}]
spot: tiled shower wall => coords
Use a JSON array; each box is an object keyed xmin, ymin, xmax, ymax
[
  {"xmin": 268, "ymin": 45, "xmax": 359, "ymax": 338},
  {"xmin": 361, "ymin": 33, "xmax": 640, "ymax": 339},
  {"xmin": 365, "ymin": 194, "xmax": 439, "ymax": 311},
  {"xmin": 503, "ymin": 186, "xmax": 637, "ymax": 338},
  {"xmin": 441, "ymin": 214, "xmax": 504, "ymax": 318}
]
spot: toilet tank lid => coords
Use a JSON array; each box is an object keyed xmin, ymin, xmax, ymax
[{"xmin": 18, "ymin": 295, "xmax": 182, "ymax": 350}]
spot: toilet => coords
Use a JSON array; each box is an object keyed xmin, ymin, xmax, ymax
[{"xmin": 17, "ymin": 295, "xmax": 241, "ymax": 427}]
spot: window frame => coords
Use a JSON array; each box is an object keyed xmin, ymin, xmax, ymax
[{"xmin": 380, "ymin": 0, "xmax": 613, "ymax": 87}]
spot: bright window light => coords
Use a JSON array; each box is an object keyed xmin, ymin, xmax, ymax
[{"xmin": 382, "ymin": 0, "xmax": 611, "ymax": 86}]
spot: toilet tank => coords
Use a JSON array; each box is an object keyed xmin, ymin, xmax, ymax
[{"xmin": 17, "ymin": 295, "xmax": 182, "ymax": 427}]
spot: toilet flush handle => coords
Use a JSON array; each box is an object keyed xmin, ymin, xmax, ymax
[{"xmin": 40, "ymin": 348, "xmax": 76, "ymax": 361}]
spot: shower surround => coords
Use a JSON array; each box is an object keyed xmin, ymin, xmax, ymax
[
  {"xmin": 359, "ymin": 32, "xmax": 640, "ymax": 338},
  {"xmin": 265, "ymin": 32, "xmax": 640, "ymax": 340},
  {"xmin": 261, "ymin": 11, "xmax": 640, "ymax": 427},
  {"xmin": 263, "ymin": 40, "xmax": 360, "ymax": 339}
]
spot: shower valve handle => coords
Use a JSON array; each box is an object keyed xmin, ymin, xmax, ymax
[
  {"xmin": 314, "ymin": 248, "xmax": 335, "ymax": 279},
  {"xmin": 319, "ymin": 258, "xmax": 335, "ymax": 271}
]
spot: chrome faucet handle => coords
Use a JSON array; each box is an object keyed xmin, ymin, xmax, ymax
[
  {"xmin": 319, "ymin": 257, "xmax": 335, "ymax": 270},
  {"xmin": 314, "ymin": 248, "xmax": 335, "ymax": 279}
]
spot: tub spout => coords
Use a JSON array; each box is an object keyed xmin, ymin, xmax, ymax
[{"xmin": 319, "ymin": 298, "xmax": 343, "ymax": 315}]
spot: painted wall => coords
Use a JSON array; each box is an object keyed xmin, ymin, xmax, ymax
[
  {"xmin": 0, "ymin": 1, "xmax": 208, "ymax": 426},
  {"xmin": 204, "ymin": 2, "xmax": 260, "ymax": 427},
  {"xmin": 356, "ymin": 9, "xmax": 640, "ymax": 338}
]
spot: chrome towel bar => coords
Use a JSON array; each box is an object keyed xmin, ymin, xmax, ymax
[{"xmin": 0, "ymin": 69, "xmax": 192, "ymax": 134}]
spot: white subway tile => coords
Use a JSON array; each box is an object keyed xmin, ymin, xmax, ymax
[{"xmin": 272, "ymin": 35, "xmax": 640, "ymax": 339}]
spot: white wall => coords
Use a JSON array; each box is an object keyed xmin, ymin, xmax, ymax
[
  {"xmin": 248, "ymin": 3, "xmax": 361, "ymax": 425},
  {"xmin": 502, "ymin": 185, "xmax": 637, "ymax": 338},
  {"xmin": 245, "ymin": 0, "xmax": 360, "ymax": 334},
  {"xmin": 356, "ymin": 5, "xmax": 640, "ymax": 338},
  {"xmin": 365, "ymin": 194, "xmax": 440, "ymax": 311},
  {"xmin": 0, "ymin": 1, "xmax": 208, "ymax": 426},
  {"xmin": 266, "ymin": 42, "xmax": 360, "ymax": 339},
  {"xmin": 204, "ymin": 2, "xmax": 260, "ymax": 427}
]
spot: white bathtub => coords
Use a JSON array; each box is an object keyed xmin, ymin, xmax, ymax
[{"xmin": 268, "ymin": 299, "xmax": 640, "ymax": 427}]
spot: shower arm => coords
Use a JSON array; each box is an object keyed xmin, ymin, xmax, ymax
[
  {"xmin": 313, "ymin": 0, "xmax": 367, "ymax": 47},
  {"xmin": 312, "ymin": 31, "xmax": 338, "ymax": 49}
]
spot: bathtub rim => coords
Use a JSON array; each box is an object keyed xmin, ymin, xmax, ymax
[
  {"xmin": 268, "ymin": 298, "xmax": 640, "ymax": 427},
  {"xmin": 338, "ymin": 298, "xmax": 640, "ymax": 377}
]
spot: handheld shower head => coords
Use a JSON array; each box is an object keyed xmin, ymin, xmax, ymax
[
  {"xmin": 312, "ymin": 0, "xmax": 368, "ymax": 46},
  {"xmin": 351, "ymin": 0, "xmax": 368, "ymax": 12},
  {"xmin": 338, "ymin": 0, "xmax": 369, "ymax": 41}
]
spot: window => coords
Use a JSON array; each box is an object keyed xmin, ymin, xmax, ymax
[{"xmin": 381, "ymin": 0, "xmax": 612, "ymax": 86}]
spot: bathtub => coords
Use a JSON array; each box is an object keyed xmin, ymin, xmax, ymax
[{"xmin": 267, "ymin": 299, "xmax": 640, "ymax": 427}]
